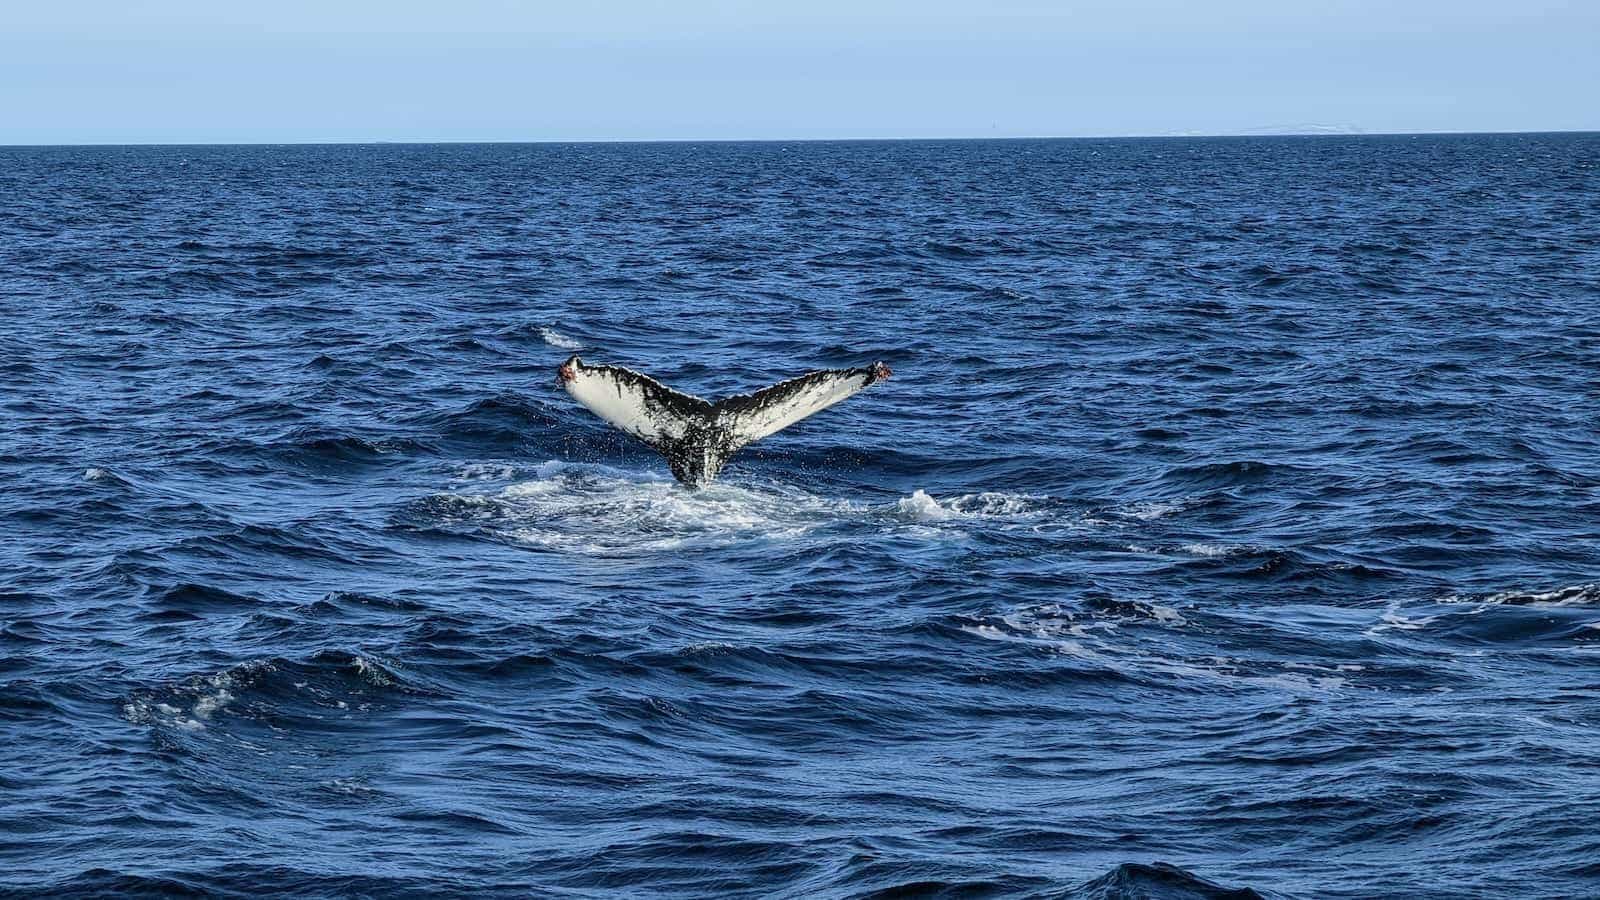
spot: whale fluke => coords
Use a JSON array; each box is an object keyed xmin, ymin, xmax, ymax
[{"xmin": 557, "ymin": 355, "xmax": 891, "ymax": 485}]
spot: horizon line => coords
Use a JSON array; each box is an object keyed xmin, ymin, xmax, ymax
[{"xmin": 2, "ymin": 127, "xmax": 1596, "ymax": 149}]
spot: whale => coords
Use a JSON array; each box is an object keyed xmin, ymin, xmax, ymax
[{"xmin": 557, "ymin": 355, "xmax": 891, "ymax": 486}]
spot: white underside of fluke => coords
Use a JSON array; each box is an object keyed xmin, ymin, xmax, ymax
[
  {"xmin": 560, "ymin": 359, "xmax": 883, "ymax": 485},
  {"xmin": 721, "ymin": 371, "xmax": 877, "ymax": 445},
  {"xmin": 563, "ymin": 366, "xmax": 695, "ymax": 445}
]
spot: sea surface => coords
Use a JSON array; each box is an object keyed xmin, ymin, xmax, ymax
[{"xmin": 3, "ymin": 134, "xmax": 1599, "ymax": 898}]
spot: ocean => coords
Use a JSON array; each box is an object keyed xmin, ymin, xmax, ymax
[{"xmin": 2, "ymin": 134, "xmax": 1598, "ymax": 897}]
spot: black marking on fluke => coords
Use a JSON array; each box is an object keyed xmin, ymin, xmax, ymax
[{"xmin": 557, "ymin": 354, "xmax": 891, "ymax": 486}]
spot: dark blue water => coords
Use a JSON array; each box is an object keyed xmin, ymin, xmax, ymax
[{"xmin": 4, "ymin": 134, "xmax": 1599, "ymax": 898}]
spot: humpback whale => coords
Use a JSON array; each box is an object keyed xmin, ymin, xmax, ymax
[{"xmin": 558, "ymin": 355, "xmax": 891, "ymax": 486}]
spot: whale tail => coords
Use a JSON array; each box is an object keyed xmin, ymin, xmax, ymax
[{"xmin": 557, "ymin": 355, "xmax": 892, "ymax": 485}]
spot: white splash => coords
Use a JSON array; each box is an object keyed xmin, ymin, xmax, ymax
[
  {"xmin": 353, "ymin": 655, "xmax": 395, "ymax": 686},
  {"xmin": 1147, "ymin": 604, "xmax": 1188, "ymax": 625},
  {"xmin": 124, "ymin": 667, "xmax": 247, "ymax": 731},
  {"xmin": 538, "ymin": 327, "xmax": 583, "ymax": 350},
  {"xmin": 454, "ymin": 462, "xmax": 517, "ymax": 482},
  {"xmin": 435, "ymin": 461, "xmax": 854, "ymax": 554},
  {"xmin": 1479, "ymin": 583, "xmax": 1600, "ymax": 607},
  {"xmin": 190, "ymin": 686, "xmax": 235, "ymax": 720},
  {"xmin": 895, "ymin": 489, "xmax": 954, "ymax": 522},
  {"xmin": 893, "ymin": 489, "xmax": 1055, "ymax": 524},
  {"xmin": 1181, "ymin": 543, "xmax": 1243, "ymax": 558},
  {"xmin": 423, "ymin": 466, "xmax": 1077, "ymax": 555}
]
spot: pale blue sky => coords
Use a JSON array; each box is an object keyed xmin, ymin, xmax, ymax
[{"xmin": 3, "ymin": 0, "xmax": 1596, "ymax": 144}]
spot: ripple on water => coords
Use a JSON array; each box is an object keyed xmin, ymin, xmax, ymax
[{"xmin": 9, "ymin": 136, "xmax": 1600, "ymax": 897}]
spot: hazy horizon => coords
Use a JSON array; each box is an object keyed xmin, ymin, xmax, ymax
[
  {"xmin": 5, "ymin": 127, "xmax": 1600, "ymax": 149},
  {"xmin": 4, "ymin": 0, "xmax": 1596, "ymax": 145}
]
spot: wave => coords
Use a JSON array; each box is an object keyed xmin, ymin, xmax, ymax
[
  {"xmin": 409, "ymin": 394, "xmax": 561, "ymax": 451},
  {"xmin": 291, "ymin": 590, "xmax": 432, "ymax": 618},
  {"xmin": 1369, "ymin": 584, "xmax": 1600, "ymax": 645},
  {"xmin": 160, "ymin": 521, "xmax": 365, "ymax": 565},
  {"xmin": 960, "ymin": 600, "xmax": 1360, "ymax": 694},
  {"xmin": 1178, "ymin": 542, "xmax": 1250, "ymax": 558},
  {"xmin": 144, "ymin": 582, "xmax": 265, "ymax": 616},
  {"xmin": 1474, "ymin": 582, "xmax": 1600, "ymax": 607},
  {"xmin": 1159, "ymin": 460, "xmax": 1300, "ymax": 489},
  {"xmin": 892, "ymin": 488, "xmax": 1053, "ymax": 523},
  {"xmin": 921, "ymin": 240, "xmax": 986, "ymax": 260},
  {"xmin": 122, "ymin": 650, "xmax": 429, "ymax": 732},
  {"xmin": 1127, "ymin": 542, "xmax": 1397, "ymax": 585},
  {"xmin": 1103, "ymin": 498, "xmax": 1192, "ymax": 522},
  {"xmin": 538, "ymin": 326, "xmax": 583, "ymax": 350},
  {"xmin": 82, "ymin": 467, "xmax": 124, "ymax": 484},
  {"xmin": 1073, "ymin": 862, "xmax": 1264, "ymax": 899},
  {"xmin": 972, "ymin": 596, "xmax": 1189, "ymax": 639},
  {"xmin": 210, "ymin": 428, "xmax": 435, "ymax": 470},
  {"xmin": 40, "ymin": 868, "xmax": 492, "ymax": 897}
]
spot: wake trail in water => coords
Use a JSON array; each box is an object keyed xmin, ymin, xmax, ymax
[{"xmin": 409, "ymin": 462, "xmax": 1072, "ymax": 555}]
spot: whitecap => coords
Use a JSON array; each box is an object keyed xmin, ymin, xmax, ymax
[
  {"xmin": 1146, "ymin": 604, "xmax": 1188, "ymax": 625},
  {"xmin": 1180, "ymin": 543, "xmax": 1243, "ymax": 558},
  {"xmin": 190, "ymin": 686, "xmax": 235, "ymax": 720},
  {"xmin": 454, "ymin": 462, "xmax": 517, "ymax": 482},
  {"xmin": 1480, "ymin": 583, "xmax": 1600, "ymax": 607},
  {"xmin": 891, "ymin": 488, "xmax": 1056, "ymax": 525},
  {"xmin": 123, "ymin": 660, "xmax": 273, "ymax": 731},
  {"xmin": 946, "ymin": 491, "xmax": 1047, "ymax": 517},
  {"xmin": 538, "ymin": 327, "xmax": 582, "ymax": 350},
  {"xmin": 352, "ymin": 655, "xmax": 395, "ymax": 686},
  {"xmin": 895, "ymin": 489, "xmax": 954, "ymax": 522}
]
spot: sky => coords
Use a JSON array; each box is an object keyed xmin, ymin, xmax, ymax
[{"xmin": 2, "ymin": 0, "xmax": 1596, "ymax": 144}]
